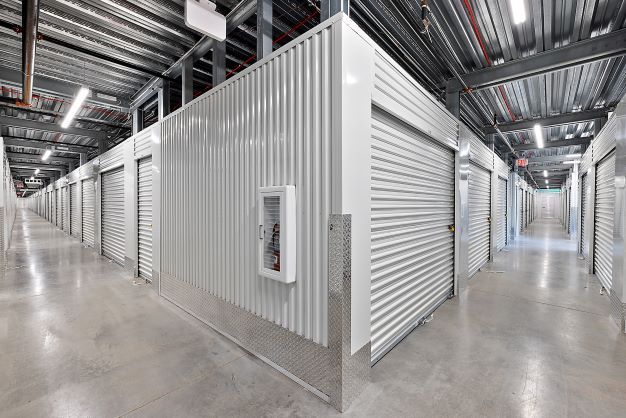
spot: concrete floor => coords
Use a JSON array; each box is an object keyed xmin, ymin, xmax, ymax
[{"xmin": 1, "ymin": 209, "xmax": 625, "ymax": 417}]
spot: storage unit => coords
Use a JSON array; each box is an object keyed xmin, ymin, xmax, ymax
[
  {"xmin": 62, "ymin": 186, "xmax": 70, "ymax": 233},
  {"xmin": 56, "ymin": 188, "xmax": 61, "ymax": 228},
  {"xmin": 70, "ymin": 183, "xmax": 80, "ymax": 238},
  {"xmin": 580, "ymin": 174, "xmax": 587, "ymax": 255},
  {"xmin": 496, "ymin": 177, "xmax": 507, "ymax": 251},
  {"xmin": 594, "ymin": 151, "xmax": 615, "ymax": 291},
  {"xmin": 518, "ymin": 188, "xmax": 524, "ymax": 232},
  {"xmin": 467, "ymin": 162, "xmax": 491, "ymax": 278},
  {"xmin": 370, "ymin": 109, "xmax": 455, "ymax": 363},
  {"xmin": 82, "ymin": 178, "xmax": 95, "ymax": 247},
  {"xmin": 137, "ymin": 157, "xmax": 153, "ymax": 281},
  {"xmin": 101, "ymin": 166, "xmax": 125, "ymax": 265}
]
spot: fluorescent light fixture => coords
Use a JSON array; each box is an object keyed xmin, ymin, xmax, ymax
[
  {"xmin": 543, "ymin": 170, "xmax": 548, "ymax": 177},
  {"xmin": 509, "ymin": 0, "xmax": 527, "ymax": 24},
  {"xmin": 35, "ymin": 168, "xmax": 40, "ymax": 174},
  {"xmin": 534, "ymin": 124, "xmax": 544, "ymax": 148},
  {"xmin": 563, "ymin": 160, "xmax": 581, "ymax": 165},
  {"xmin": 61, "ymin": 87, "xmax": 90, "ymax": 129},
  {"xmin": 42, "ymin": 149, "xmax": 52, "ymax": 161},
  {"xmin": 545, "ymin": 180, "xmax": 549, "ymax": 184}
]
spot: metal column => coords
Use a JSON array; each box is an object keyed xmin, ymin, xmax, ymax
[
  {"xmin": 213, "ymin": 42, "xmax": 226, "ymax": 86},
  {"xmin": 182, "ymin": 56, "xmax": 194, "ymax": 105},
  {"xmin": 321, "ymin": 0, "xmax": 349, "ymax": 20},
  {"xmin": 256, "ymin": 0, "xmax": 272, "ymax": 60}
]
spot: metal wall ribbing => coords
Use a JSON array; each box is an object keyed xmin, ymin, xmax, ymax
[
  {"xmin": 594, "ymin": 151, "xmax": 615, "ymax": 291},
  {"xmin": 137, "ymin": 157, "xmax": 153, "ymax": 281},
  {"xmin": 370, "ymin": 109, "xmax": 455, "ymax": 363},
  {"xmin": 496, "ymin": 177, "xmax": 507, "ymax": 250},
  {"xmin": 580, "ymin": 174, "xmax": 587, "ymax": 256},
  {"xmin": 161, "ymin": 25, "xmax": 334, "ymax": 346}
]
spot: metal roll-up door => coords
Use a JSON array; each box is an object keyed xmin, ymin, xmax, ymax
[
  {"xmin": 496, "ymin": 178, "xmax": 507, "ymax": 251},
  {"xmin": 82, "ymin": 178, "xmax": 95, "ymax": 247},
  {"xmin": 580, "ymin": 175, "xmax": 587, "ymax": 256},
  {"xmin": 517, "ymin": 189, "xmax": 524, "ymax": 232},
  {"xmin": 101, "ymin": 167, "xmax": 125, "ymax": 264},
  {"xmin": 70, "ymin": 183, "xmax": 80, "ymax": 238},
  {"xmin": 468, "ymin": 163, "xmax": 491, "ymax": 278},
  {"xmin": 370, "ymin": 109, "xmax": 455, "ymax": 364},
  {"xmin": 56, "ymin": 190, "xmax": 62, "ymax": 228},
  {"xmin": 594, "ymin": 151, "xmax": 615, "ymax": 291},
  {"xmin": 137, "ymin": 157, "xmax": 153, "ymax": 281},
  {"xmin": 63, "ymin": 187, "xmax": 70, "ymax": 233}
]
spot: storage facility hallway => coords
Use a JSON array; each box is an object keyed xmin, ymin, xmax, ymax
[{"xmin": 3, "ymin": 211, "xmax": 626, "ymax": 416}]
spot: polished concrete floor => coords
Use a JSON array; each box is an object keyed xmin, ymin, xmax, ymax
[{"xmin": 1, "ymin": 210, "xmax": 625, "ymax": 417}]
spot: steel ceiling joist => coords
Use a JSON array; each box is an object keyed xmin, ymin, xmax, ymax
[
  {"xmin": 130, "ymin": 0, "xmax": 257, "ymax": 110},
  {"xmin": 10, "ymin": 163, "xmax": 66, "ymax": 172},
  {"xmin": 0, "ymin": 67, "xmax": 130, "ymax": 109},
  {"xmin": 513, "ymin": 137, "xmax": 592, "ymax": 152},
  {"xmin": 7, "ymin": 151, "xmax": 77, "ymax": 164},
  {"xmin": 3, "ymin": 138, "xmax": 93, "ymax": 154},
  {"xmin": 527, "ymin": 154, "xmax": 582, "ymax": 164},
  {"xmin": 484, "ymin": 108, "xmax": 608, "ymax": 134},
  {"xmin": 447, "ymin": 28, "xmax": 626, "ymax": 92},
  {"xmin": 0, "ymin": 115, "xmax": 108, "ymax": 140}
]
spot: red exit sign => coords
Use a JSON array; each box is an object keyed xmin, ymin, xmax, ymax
[{"xmin": 516, "ymin": 159, "xmax": 528, "ymax": 167}]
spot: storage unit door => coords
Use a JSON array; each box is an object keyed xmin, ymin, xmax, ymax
[
  {"xmin": 137, "ymin": 157, "xmax": 153, "ymax": 281},
  {"xmin": 82, "ymin": 178, "xmax": 95, "ymax": 247},
  {"xmin": 63, "ymin": 187, "xmax": 69, "ymax": 233},
  {"xmin": 70, "ymin": 183, "xmax": 80, "ymax": 238},
  {"xmin": 370, "ymin": 109, "xmax": 455, "ymax": 364},
  {"xmin": 594, "ymin": 151, "xmax": 615, "ymax": 291},
  {"xmin": 580, "ymin": 175, "xmax": 587, "ymax": 257},
  {"xmin": 518, "ymin": 189, "xmax": 523, "ymax": 232},
  {"xmin": 496, "ymin": 178, "xmax": 507, "ymax": 251},
  {"xmin": 101, "ymin": 167, "xmax": 125, "ymax": 264},
  {"xmin": 468, "ymin": 163, "xmax": 491, "ymax": 278},
  {"xmin": 56, "ymin": 191, "xmax": 61, "ymax": 228}
]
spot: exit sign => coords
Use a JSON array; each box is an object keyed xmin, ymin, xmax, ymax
[{"xmin": 517, "ymin": 159, "xmax": 528, "ymax": 167}]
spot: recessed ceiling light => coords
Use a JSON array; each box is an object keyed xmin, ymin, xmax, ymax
[
  {"xmin": 534, "ymin": 124, "xmax": 544, "ymax": 148},
  {"xmin": 61, "ymin": 87, "xmax": 90, "ymax": 129}
]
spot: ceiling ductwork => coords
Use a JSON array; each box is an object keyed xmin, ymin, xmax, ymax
[{"xmin": 19, "ymin": 0, "xmax": 41, "ymax": 107}]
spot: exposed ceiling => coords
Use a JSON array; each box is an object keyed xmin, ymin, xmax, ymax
[{"xmin": 2, "ymin": 0, "xmax": 626, "ymax": 192}]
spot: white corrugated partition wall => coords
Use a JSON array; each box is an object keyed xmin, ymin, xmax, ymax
[
  {"xmin": 594, "ymin": 151, "xmax": 615, "ymax": 291},
  {"xmin": 580, "ymin": 174, "xmax": 587, "ymax": 256},
  {"xmin": 497, "ymin": 177, "xmax": 507, "ymax": 250},
  {"xmin": 101, "ymin": 166, "xmax": 125, "ymax": 264},
  {"xmin": 82, "ymin": 178, "xmax": 95, "ymax": 247},
  {"xmin": 70, "ymin": 183, "xmax": 80, "ymax": 238},
  {"xmin": 137, "ymin": 157, "xmax": 152, "ymax": 281},
  {"xmin": 468, "ymin": 162, "xmax": 491, "ymax": 278},
  {"xmin": 370, "ymin": 109, "xmax": 455, "ymax": 363}
]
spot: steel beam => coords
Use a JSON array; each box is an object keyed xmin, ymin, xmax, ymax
[
  {"xmin": 0, "ymin": 115, "xmax": 108, "ymax": 139},
  {"xmin": 212, "ymin": 41, "xmax": 226, "ymax": 87},
  {"xmin": 158, "ymin": 80, "xmax": 170, "ymax": 120},
  {"xmin": 321, "ymin": 0, "xmax": 350, "ymax": 20},
  {"xmin": 7, "ymin": 151, "xmax": 77, "ymax": 164},
  {"xmin": 484, "ymin": 108, "xmax": 608, "ymax": 134},
  {"xmin": 514, "ymin": 137, "xmax": 592, "ymax": 151},
  {"xmin": 182, "ymin": 56, "xmax": 194, "ymax": 105},
  {"xmin": 527, "ymin": 154, "xmax": 582, "ymax": 164},
  {"xmin": 257, "ymin": 0, "xmax": 272, "ymax": 59},
  {"xmin": 132, "ymin": 107, "xmax": 144, "ymax": 135},
  {"xmin": 3, "ymin": 137, "xmax": 94, "ymax": 154},
  {"xmin": 446, "ymin": 84, "xmax": 460, "ymax": 118},
  {"xmin": 10, "ymin": 163, "xmax": 66, "ymax": 172},
  {"xmin": 0, "ymin": 67, "xmax": 129, "ymax": 109},
  {"xmin": 130, "ymin": 0, "xmax": 256, "ymax": 110},
  {"xmin": 448, "ymin": 28, "xmax": 626, "ymax": 92}
]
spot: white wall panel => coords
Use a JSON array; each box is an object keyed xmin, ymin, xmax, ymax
[
  {"xmin": 161, "ymin": 25, "xmax": 334, "ymax": 346},
  {"xmin": 594, "ymin": 151, "xmax": 615, "ymax": 291}
]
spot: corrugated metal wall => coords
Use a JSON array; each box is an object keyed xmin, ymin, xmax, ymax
[
  {"xmin": 161, "ymin": 25, "xmax": 335, "ymax": 346},
  {"xmin": 594, "ymin": 151, "xmax": 615, "ymax": 291},
  {"xmin": 70, "ymin": 183, "xmax": 80, "ymax": 238},
  {"xmin": 468, "ymin": 163, "xmax": 491, "ymax": 277},
  {"xmin": 497, "ymin": 177, "xmax": 507, "ymax": 250},
  {"xmin": 138, "ymin": 157, "xmax": 153, "ymax": 281},
  {"xmin": 82, "ymin": 179, "xmax": 95, "ymax": 247}
]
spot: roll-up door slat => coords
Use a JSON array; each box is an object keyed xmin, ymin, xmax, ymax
[
  {"xmin": 370, "ymin": 109, "xmax": 455, "ymax": 364},
  {"xmin": 101, "ymin": 167, "xmax": 125, "ymax": 265},
  {"xmin": 496, "ymin": 178, "xmax": 507, "ymax": 250},
  {"xmin": 70, "ymin": 183, "xmax": 80, "ymax": 238},
  {"xmin": 594, "ymin": 152, "xmax": 615, "ymax": 291},
  {"xmin": 581, "ymin": 175, "xmax": 587, "ymax": 257},
  {"xmin": 468, "ymin": 163, "xmax": 491, "ymax": 278},
  {"xmin": 82, "ymin": 178, "xmax": 95, "ymax": 247},
  {"xmin": 137, "ymin": 157, "xmax": 152, "ymax": 281}
]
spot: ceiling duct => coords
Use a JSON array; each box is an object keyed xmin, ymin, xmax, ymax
[{"xmin": 20, "ymin": 0, "xmax": 41, "ymax": 107}]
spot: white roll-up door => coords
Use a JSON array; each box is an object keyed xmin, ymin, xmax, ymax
[
  {"xmin": 101, "ymin": 167, "xmax": 125, "ymax": 265},
  {"xmin": 56, "ymin": 190, "xmax": 62, "ymax": 229},
  {"xmin": 63, "ymin": 187, "xmax": 70, "ymax": 233},
  {"xmin": 138, "ymin": 157, "xmax": 153, "ymax": 281},
  {"xmin": 468, "ymin": 163, "xmax": 491, "ymax": 278},
  {"xmin": 518, "ymin": 189, "xmax": 523, "ymax": 232},
  {"xmin": 594, "ymin": 151, "xmax": 615, "ymax": 291},
  {"xmin": 82, "ymin": 178, "xmax": 95, "ymax": 247},
  {"xmin": 370, "ymin": 109, "xmax": 455, "ymax": 364},
  {"xmin": 580, "ymin": 175, "xmax": 587, "ymax": 256},
  {"xmin": 70, "ymin": 183, "xmax": 80, "ymax": 238},
  {"xmin": 496, "ymin": 178, "xmax": 507, "ymax": 251}
]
